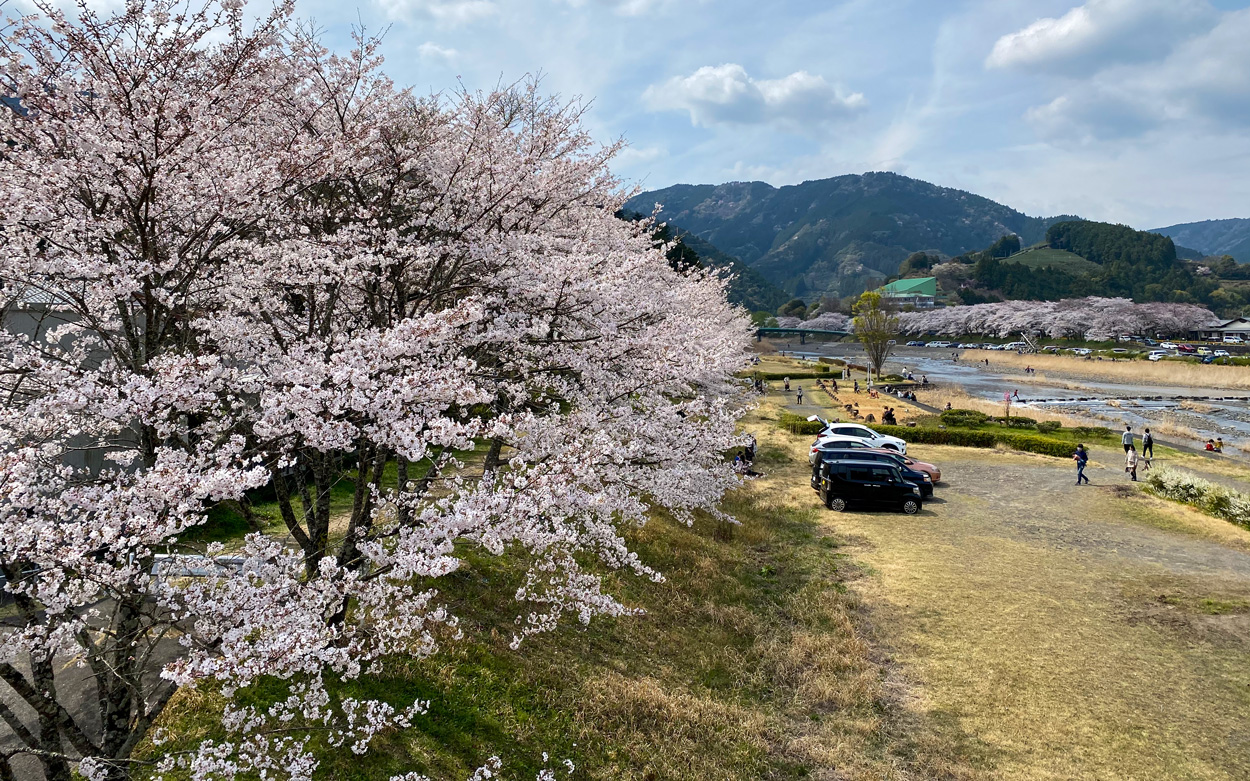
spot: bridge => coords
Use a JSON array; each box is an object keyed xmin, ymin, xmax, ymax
[{"xmin": 755, "ymin": 327, "xmax": 853, "ymax": 344}]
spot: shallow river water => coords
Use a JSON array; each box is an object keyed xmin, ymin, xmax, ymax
[{"xmin": 785, "ymin": 344, "xmax": 1250, "ymax": 454}]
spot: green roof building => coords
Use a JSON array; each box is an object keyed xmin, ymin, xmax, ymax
[
  {"xmin": 881, "ymin": 277, "xmax": 937, "ymax": 297},
  {"xmin": 878, "ymin": 276, "xmax": 938, "ymax": 308}
]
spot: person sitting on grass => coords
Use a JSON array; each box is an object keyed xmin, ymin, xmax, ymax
[
  {"xmin": 1215, "ymin": 438, "xmax": 1224, "ymax": 452},
  {"xmin": 1206, "ymin": 439, "xmax": 1216, "ymax": 451}
]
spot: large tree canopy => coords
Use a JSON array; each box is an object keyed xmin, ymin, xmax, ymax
[{"xmin": 0, "ymin": 1, "xmax": 751, "ymax": 778}]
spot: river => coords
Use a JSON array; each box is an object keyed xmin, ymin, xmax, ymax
[{"xmin": 783, "ymin": 343, "xmax": 1250, "ymax": 455}]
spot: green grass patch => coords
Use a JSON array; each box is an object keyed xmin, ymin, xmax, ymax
[
  {"xmin": 1002, "ymin": 247, "xmax": 1102, "ymax": 275},
  {"xmin": 140, "ymin": 443, "xmax": 959, "ymax": 779}
]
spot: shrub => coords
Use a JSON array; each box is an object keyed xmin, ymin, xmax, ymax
[
  {"xmin": 777, "ymin": 412, "xmax": 824, "ymax": 435},
  {"xmin": 749, "ymin": 371, "xmax": 834, "ymax": 381},
  {"xmin": 1037, "ymin": 421, "xmax": 1062, "ymax": 434},
  {"xmin": 1144, "ymin": 468, "xmax": 1250, "ymax": 530},
  {"xmin": 992, "ymin": 416, "xmax": 1038, "ymax": 429},
  {"xmin": 939, "ymin": 409, "xmax": 989, "ymax": 427},
  {"xmin": 1072, "ymin": 425, "xmax": 1115, "ymax": 439}
]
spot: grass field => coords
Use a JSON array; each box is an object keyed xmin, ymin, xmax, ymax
[
  {"xmin": 142, "ymin": 384, "xmax": 1250, "ymax": 779},
  {"xmin": 766, "ymin": 388, "xmax": 1250, "ymax": 780},
  {"xmin": 1001, "ymin": 247, "xmax": 1101, "ymax": 275}
]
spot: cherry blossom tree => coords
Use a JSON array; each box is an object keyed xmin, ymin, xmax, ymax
[
  {"xmin": 0, "ymin": 1, "xmax": 751, "ymax": 779},
  {"xmin": 897, "ymin": 298, "xmax": 1214, "ymax": 341}
]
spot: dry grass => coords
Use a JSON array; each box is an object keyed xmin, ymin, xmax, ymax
[
  {"xmin": 985, "ymin": 351, "xmax": 1250, "ymax": 390},
  {"xmin": 915, "ymin": 387, "xmax": 1089, "ymax": 427},
  {"xmin": 823, "ymin": 439, "xmax": 1250, "ymax": 781}
]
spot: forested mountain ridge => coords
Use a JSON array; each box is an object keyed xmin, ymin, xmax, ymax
[
  {"xmin": 963, "ymin": 221, "xmax": 1223, "ymax": 308},
  {"xmin": 1152, "ymin": 218, "xmax": 1250, "ymax": 263},
  {"xmin": 625, "ymin": 172, "xmax": 1078, "ymax": 300}
]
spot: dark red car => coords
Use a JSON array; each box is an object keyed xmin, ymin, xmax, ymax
[{"xmin": 1177, "ymin": 344, "xmax": 1197, "ymax": 354}]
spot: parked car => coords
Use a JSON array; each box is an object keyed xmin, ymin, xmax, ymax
[
  {"xmin": 927, "ymin": 341, "xmax": 953, "ymax": 348},
  {"xmin": 1202, "ymin": 355, "xmax": 1217, "ymax": 364},
  {"xmin": 1223, "ymin": 336, "xmax": 1245, "ymax": 344},
  {"xmin": 958, "ymin": 343, "xmax": 979, "ymax": 349},
  {"xmin": 1003, "ymin": 341, "xmax": 1027, "ymax": 350},
  {"xmin": 1197, "ymin": 347, "xmax": 1213, "ymax": 356},
  {"xmin": 1143, "ymin": 339, "xmax": 1158, "ymax": 346},
  {"xmin": 808, "ymin": 435, "xmax": 876, "ymax": 466},
  {"xmin": 906, "ymin": 340, "xmax": 926, "ymax": 347},
  {"xmin": 1147, "ymin": 350, "xmax": 1170, "ymax": 362},
  {"xmin": 1110, "ymin": 348, "xmax": 1129, "ymax": 354},
  {"xmin": 809, "ymin": 417, "xmax": 908, "ymax": 454},
  {"xmin": 1070, "ymin": 348, "xmax": 1092, "ymax": 356},
  {"xmin": 1177, "ymin": 344, "xmax": 1196, "ymax": 354},
  {"xmin": 812, "ymin": 459, "xmax": 923, "ymax": 514},
  {"xmin": 859, "ymin": 447, "xmax": 941, "ymax": 483},
  {"xmin": 815, "ymin": 450, "xmax": 933, "ymax": 497},
  {"xmin": 1214, "ymin": 349, "xmax": 1231, "ymax": 357}
]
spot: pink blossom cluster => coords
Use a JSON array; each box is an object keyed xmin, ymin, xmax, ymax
[
  {"xmin": 0, "ymin": 1, "xmax": 751, "ymax": 778},
  {"xmin": 897, "ymin": 298, "xmax": 1215, "ymax": 341}
]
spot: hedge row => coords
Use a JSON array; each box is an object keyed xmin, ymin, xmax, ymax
[
  {"xmin": 776, "ymin": 413, "xmax": 1078, "ymax": 459},
  {"xmin": 746, "ymin": 370, "xmax": 832, "ymax": 381},
  {"xmin": 1144, "ymin": 468, "xmax": 1250, "ymax": 530},
  {"xmin": 873, "ymin": 424, "xmax": 1078, "ymax": 458},
  {"xmin": 778, "ymin": 412, "xmax": 824, "ymax": 435}
]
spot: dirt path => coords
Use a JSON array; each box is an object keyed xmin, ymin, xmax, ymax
[{"xmin": 820, "ymin": 444, "xmax": 1250, "ymax": 780}]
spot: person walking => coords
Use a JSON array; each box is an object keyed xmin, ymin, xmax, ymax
[
  {"xmin": 1125, "ymin": 445, "xmax": 1139, "ymax": 481},
  {"xmin": 1142, "ymin": 428, "xmax": 1154, "ymax": 459},
  {"xmin": 1122, "ymin": 425, "xmax": 1134, "ymax": 454},
  {"xmin": 783, "ymin": 377, "xmax": 790, "ymax": 392},
  {"xmin": 796, "ymin": 385, "xmax": 804, "ymax": 405},
  {"xmin": 1074, "ymin": 444, "xmax": 1090, "ymax": 485},
  {"xmin": 831, "ymin": 378, "xmax": 839, "ymax": 393},
  {"xmin": 853, "ymin": 380, "xmax": 860, "ymax": 393}
]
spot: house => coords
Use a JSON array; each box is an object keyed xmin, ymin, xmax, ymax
[
  {"xmin": 880, "ymin": 277, "xmax": 937, "ymax": 309},
  {"xmin": 1192, "ymin": 317, "xmax": 1250, "ymax": 341}
]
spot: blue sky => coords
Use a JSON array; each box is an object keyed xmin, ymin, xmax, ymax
[{"xmin": 300, "ymin": 1, "xmax": 1248, "ymax": 227}]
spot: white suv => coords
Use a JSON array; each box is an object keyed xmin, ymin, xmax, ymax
[
  {"xmin": 1223, "ymin": 336, "xmax": 1244, "ymax": 344},
  {"xmin": 808, "ymin": 417, "xmax": 907, "ymax": 454}
]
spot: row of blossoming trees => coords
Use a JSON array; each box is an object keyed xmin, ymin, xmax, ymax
[
  {"xmin": 895, "ymin": 298, "xmax": 1215, "ymax": 341},
  {"xmin": 783, "ymin": 298, "xmax": 1214, "ymax": 342},
  {"xmin": 0, "ymin": 1, "xmax": 750, "ymax": 779}
]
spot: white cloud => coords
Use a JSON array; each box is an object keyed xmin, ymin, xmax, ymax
[
  {"xmin": 560, "ymin": 0, "xmax": 671, "ymax": 16},
  {"xmin": 643, "ymin": 64, "xmax": 865, "ymax": 129},
  {"xmin": 417, "ymin": 41, "xmax": 459, "ymax": 60},
  {"xmin": 373, "ymin": 0, "xmax": 496, "ymax": 24},
  {"xmin": 1020, "ymin": 7, "xmax": 1250, "ymax": 141},
  {"xmin": 986, "ymin": 0, "xmax": 1216, "ymax": 74}
]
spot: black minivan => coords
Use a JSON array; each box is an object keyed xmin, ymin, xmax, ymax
[
  {"xmin": 813, "ymin": 450, "xmax": 933, "ymax": 497},
  {"xmin": 811, "ymin": 459, "xmax": 923, "ymax": 514}
]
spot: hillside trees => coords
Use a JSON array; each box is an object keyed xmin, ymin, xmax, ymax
[{"xmin": 0, "ymin": 1, "xmax": 751, "ymax": 778}]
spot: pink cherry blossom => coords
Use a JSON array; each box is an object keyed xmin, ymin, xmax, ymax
[{"xmin": 0, "ymin": 1, "xmax": 752, "ymax": 778}]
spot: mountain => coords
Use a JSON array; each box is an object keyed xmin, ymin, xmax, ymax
[
  {"xmin": 1151, "ymin": 219, "xmax": 1250, "ymax": 263},
  {"xmin": 967, "ymin": 220, "xmax": 1205, "ymax": 304},
  {"xmin": 672, "ymin": 232, "xmax": 789, "ymax": 313},
  {"xmin": 626, "ymin": 172, "xmax": 1078, "ymax": 301}
]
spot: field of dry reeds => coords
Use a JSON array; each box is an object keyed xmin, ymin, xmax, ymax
[{"xmin": 985, "ymin": 351, "xmax": 1250, "ymax": 390}]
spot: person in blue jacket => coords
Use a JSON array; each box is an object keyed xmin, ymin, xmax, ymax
[{"xmin": 1074, "ymin": 444, "xmax": 1090, "ymax": 485}]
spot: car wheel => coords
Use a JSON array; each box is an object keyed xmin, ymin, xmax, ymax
[
  {"xmin": 883, "ymin": 443, "xmax": 900, "ymax": 452},
  {"xmin": 902, "ymin": 499, "xmax": 920, "ymax": 515},
  {"xmin": 828, "ymin": 497, "xmax": 847, "ymax": 512}
]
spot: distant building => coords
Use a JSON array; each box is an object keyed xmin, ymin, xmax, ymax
[
  {"xmin": 1192, "ymin": 317, "xmax": 1250, "ymax": 341},
  {"xmin": 879, "ymin": 276, "xmax": 937, "ymax": 309}
]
